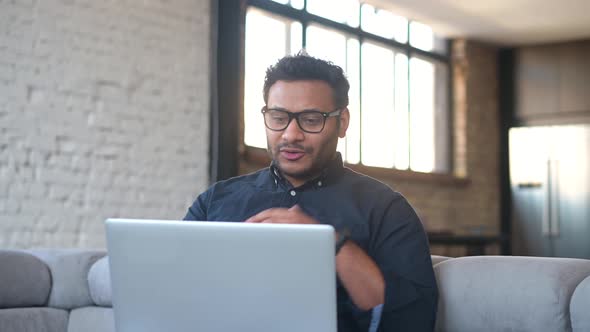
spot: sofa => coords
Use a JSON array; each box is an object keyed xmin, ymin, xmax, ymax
[{"xmin": 1, "ymin": 249, "xmax": 589, "ymax": 332}]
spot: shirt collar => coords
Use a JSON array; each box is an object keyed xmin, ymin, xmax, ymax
[{"xmin": 268, "ymin": 152, "xmax": 345, "ymax": 189}]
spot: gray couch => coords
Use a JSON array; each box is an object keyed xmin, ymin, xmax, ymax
[
  {"xmin": 1, "ymin": 249, "xmax": 589, "ymax": 332},
  {"xmin": 0, "ymin": 249, "xmax": 113, "ymax": 332}
]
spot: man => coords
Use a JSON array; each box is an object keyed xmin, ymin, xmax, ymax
[{"xmin": 184, "ymin": 53, "xmax": 438, "ymax": 331}]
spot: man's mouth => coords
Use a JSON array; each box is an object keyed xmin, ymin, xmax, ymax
[{"xmin": 279, "ymin": 148, "xmax": 305, "ymax": 161}]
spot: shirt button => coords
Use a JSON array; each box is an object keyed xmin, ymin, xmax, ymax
[{"xmin": 290, "ymin": 190, "xmax": 296, "ymax": 196}]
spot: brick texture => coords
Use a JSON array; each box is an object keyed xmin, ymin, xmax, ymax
[{"xmin": 0, "ymin": 0, "xmax": 211, "ymax": 248}]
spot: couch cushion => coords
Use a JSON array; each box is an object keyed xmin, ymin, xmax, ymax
[
  {"xmin": 30, "ymin": 249, "xmax": 106, "ymax": 310},
  {"xmin": 571, "ymin": 274, "xmax": 590, "ymax": 332},
  {"xmin": 435, "ymin": 256, "xmax": 590, "ymax": 332},
  {"xmin": 68, "ymin": 306, "xmax": 115, "ymax": 332},
  {"xmin": 431, "ymin": 255, "xmax": 452, "ymax": 266},
  {"xmin": 0, "ymin": 250, "xmax": 51, "ymax": 308},
  {"xmin": 0, "ymin": 307, "xmax": 68, "ymax": 332},
  {"xmin": 88, "ymin": 256, "xmax": 112, "ymax": 307}
]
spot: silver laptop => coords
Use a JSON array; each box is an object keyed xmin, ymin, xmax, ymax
[{"xmin": 105, "ymin": 218, "xmax": 337, "ymax": 332}]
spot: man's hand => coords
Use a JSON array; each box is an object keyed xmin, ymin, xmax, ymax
[
  {"xmin": 246, "ymin": 204, "xmax": 384, "ymax": 310},
  {"xmin": 244, "ymin": 205, "xmax": 319, "ymax": 224}
]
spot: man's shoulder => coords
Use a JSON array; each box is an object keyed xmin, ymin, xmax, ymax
[
  {"xmin": 339, "ymin": 167, "xmax": 413, "ymax": 210},
  {"xmin": 210, "ymin": 168, "xmax": 271, "ymax": 191},
  {"xmin": 341, "ymin": 167, "xmax": 398, "ymax": 194}
]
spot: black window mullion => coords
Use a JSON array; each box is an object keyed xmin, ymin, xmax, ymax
[
  {"xmin": 406, "ymin": 20, "xmax": 412, "ymax": 171},
  {"xmin": 358, "ymin": 6, "xmax": 363, "ymax": 165},
  {"xmin": 392, "ymin": 49, "xmax": 397, "ymax": 168},
  {"xmin": 302, "ymin": 20, "xmax": 307, "ymax": 49},
  {"xmin": 301, "ymin": 0, "xmax": 307, "ymax": 50},
  {"xmin": 446, "ymin": 38, "xmax": 454, "ymax": 173}
]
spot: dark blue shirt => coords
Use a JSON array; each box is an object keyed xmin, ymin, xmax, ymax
[{"xmin": 184, "ymin": 154, "xmax": 438, "ymax": 332}]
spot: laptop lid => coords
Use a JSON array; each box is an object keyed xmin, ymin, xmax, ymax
[{"xmin": 105, "ymin": 218, "xmax": 337, "ymax": 332}]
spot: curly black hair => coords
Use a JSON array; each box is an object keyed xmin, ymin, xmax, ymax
[{"xmin": 263, "ymin": 52, "xmax": 350, "ymax": 109}]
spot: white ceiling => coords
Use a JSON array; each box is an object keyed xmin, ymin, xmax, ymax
[{"xmin": 369, "ymin": 0, "xmax": 590, "ymax": 45}]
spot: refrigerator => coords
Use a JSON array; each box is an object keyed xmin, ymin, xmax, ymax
[{"xmin": 509, "ymin": 125, "xmax": 590, "ymax": 259}]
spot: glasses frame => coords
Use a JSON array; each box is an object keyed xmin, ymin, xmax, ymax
[{"xmin": 261, "ymin": 106, "xmax": 343, "ymax": 133}]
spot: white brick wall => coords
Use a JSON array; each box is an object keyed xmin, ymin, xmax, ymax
[{"xmin": 0, "ymin": 0, "xmax": 211, "ymax": 248}]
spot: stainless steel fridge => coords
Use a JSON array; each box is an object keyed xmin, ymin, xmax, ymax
[{"xmin": 510, "ymin": 125, "xmax": 590, "ymax": 259}]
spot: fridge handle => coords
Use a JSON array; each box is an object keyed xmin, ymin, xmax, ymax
[
  {"xmin": 550, "ymin": 160, "xmax": 560, "ymax": 236},
  {"xmin": 542, "ymin": 159, "xmax": 551, "ymax": 236}
]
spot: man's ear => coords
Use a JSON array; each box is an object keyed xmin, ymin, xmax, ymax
[{"xmin": 338, "ymin": 108, "xmax": 350, "ymax": 138}]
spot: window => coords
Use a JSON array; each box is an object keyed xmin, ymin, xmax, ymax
[
  {"xmin": 244, "ymin": 9, "xmax": 301, "ymax": 148},
  {"xmin": 244, "ymin": 0, "xmax": 451, "ymax": 174}
]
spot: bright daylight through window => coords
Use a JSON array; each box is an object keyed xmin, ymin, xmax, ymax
[{"xmin": 244, "ymin": 0, "xmax": 450, "ymax": 174}]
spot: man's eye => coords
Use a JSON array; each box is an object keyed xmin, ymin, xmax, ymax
[
  {"xmin": 271, "ymin": 116, "xmax": 288, "ymax": 123},
  {"xmin": 302, "ymin": 117, "xmax": 322, "ymax": 125}
]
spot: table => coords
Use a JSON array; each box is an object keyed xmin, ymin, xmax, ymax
[{"xmin": 427, "ymin": 233, "xmax": 507, "ymax": 256}]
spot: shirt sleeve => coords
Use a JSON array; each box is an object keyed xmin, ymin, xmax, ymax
[
  {"xmin": 183, "ymin": 187, "xmax": 212, "ymax": 221},
  {"xmin": 368, "ymin": 304, "xmax": 383, "ymax": 332},
  {"xmin": 370, "ymin": 193, "xmax": 438, "ymax": 331}
]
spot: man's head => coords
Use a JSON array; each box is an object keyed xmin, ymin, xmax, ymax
[
  {"xmin": 263, "ymin": 53, "xmax": 350, "ymax": 109},
  {"xmin": 262, "ymin": 53, "xmax": 350, "ymax": 187}
]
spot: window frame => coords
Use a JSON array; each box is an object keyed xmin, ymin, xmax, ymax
[
  {"xmin": 233, "ymin": 0, "xmax": 457, "ymax": 182},
  {"xmin": 249, "ymin": 0, "xmax": 450, "ymax": 62}
]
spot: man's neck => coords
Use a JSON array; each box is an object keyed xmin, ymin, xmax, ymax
[{"xmin": 271, "ymin": 153, "xmax": 342, "ymax": 189}]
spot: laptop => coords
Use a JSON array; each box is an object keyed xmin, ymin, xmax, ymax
[{"xmin": 105, "ymin": 218, "xmax": 337, "ymax": 332}]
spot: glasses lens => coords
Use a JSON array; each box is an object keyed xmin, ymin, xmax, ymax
[
  {"xmin": 264, "ymin": 110, "xmax": 290, "ymax": 130},
  {"xmin": 298, "ymin": 112, "xmax": 325, "ymax": 132}
]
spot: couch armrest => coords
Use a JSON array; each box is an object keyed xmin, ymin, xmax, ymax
[
  {"xmin": 571, "ymin": 274, "xmax": 590, "ymax": 332},
  {"xmin": 431, "ymin": 255, "xmax": 452, "ymax": 266},
  {"xmin": 435, "ymin": 256, "xmax": 590, "ymax": 332},
  {"xmin": 30, "ymin": 249, "xmax": 106, "ymax": 310},
  {"xmin": 88, "ymin": 256, "xmax": 112, "ymax": 307},
  {"xmin": 0, "ymin": 250, "xmax": 51, "ymax": 308}
]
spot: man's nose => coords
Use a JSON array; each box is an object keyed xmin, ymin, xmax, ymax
[{"xmin": 281, "ymin": 118, "xmax": 305, "ymax": 142}]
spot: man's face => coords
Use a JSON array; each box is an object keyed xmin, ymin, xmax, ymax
[{"xmin": 265, "ymin": 80, "xmax": 349, "ymax": 187}]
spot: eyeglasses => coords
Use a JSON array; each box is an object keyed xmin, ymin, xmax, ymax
[{"xmin": 261, "ymin": 107, "xmax": 342, "ymax": 133}]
